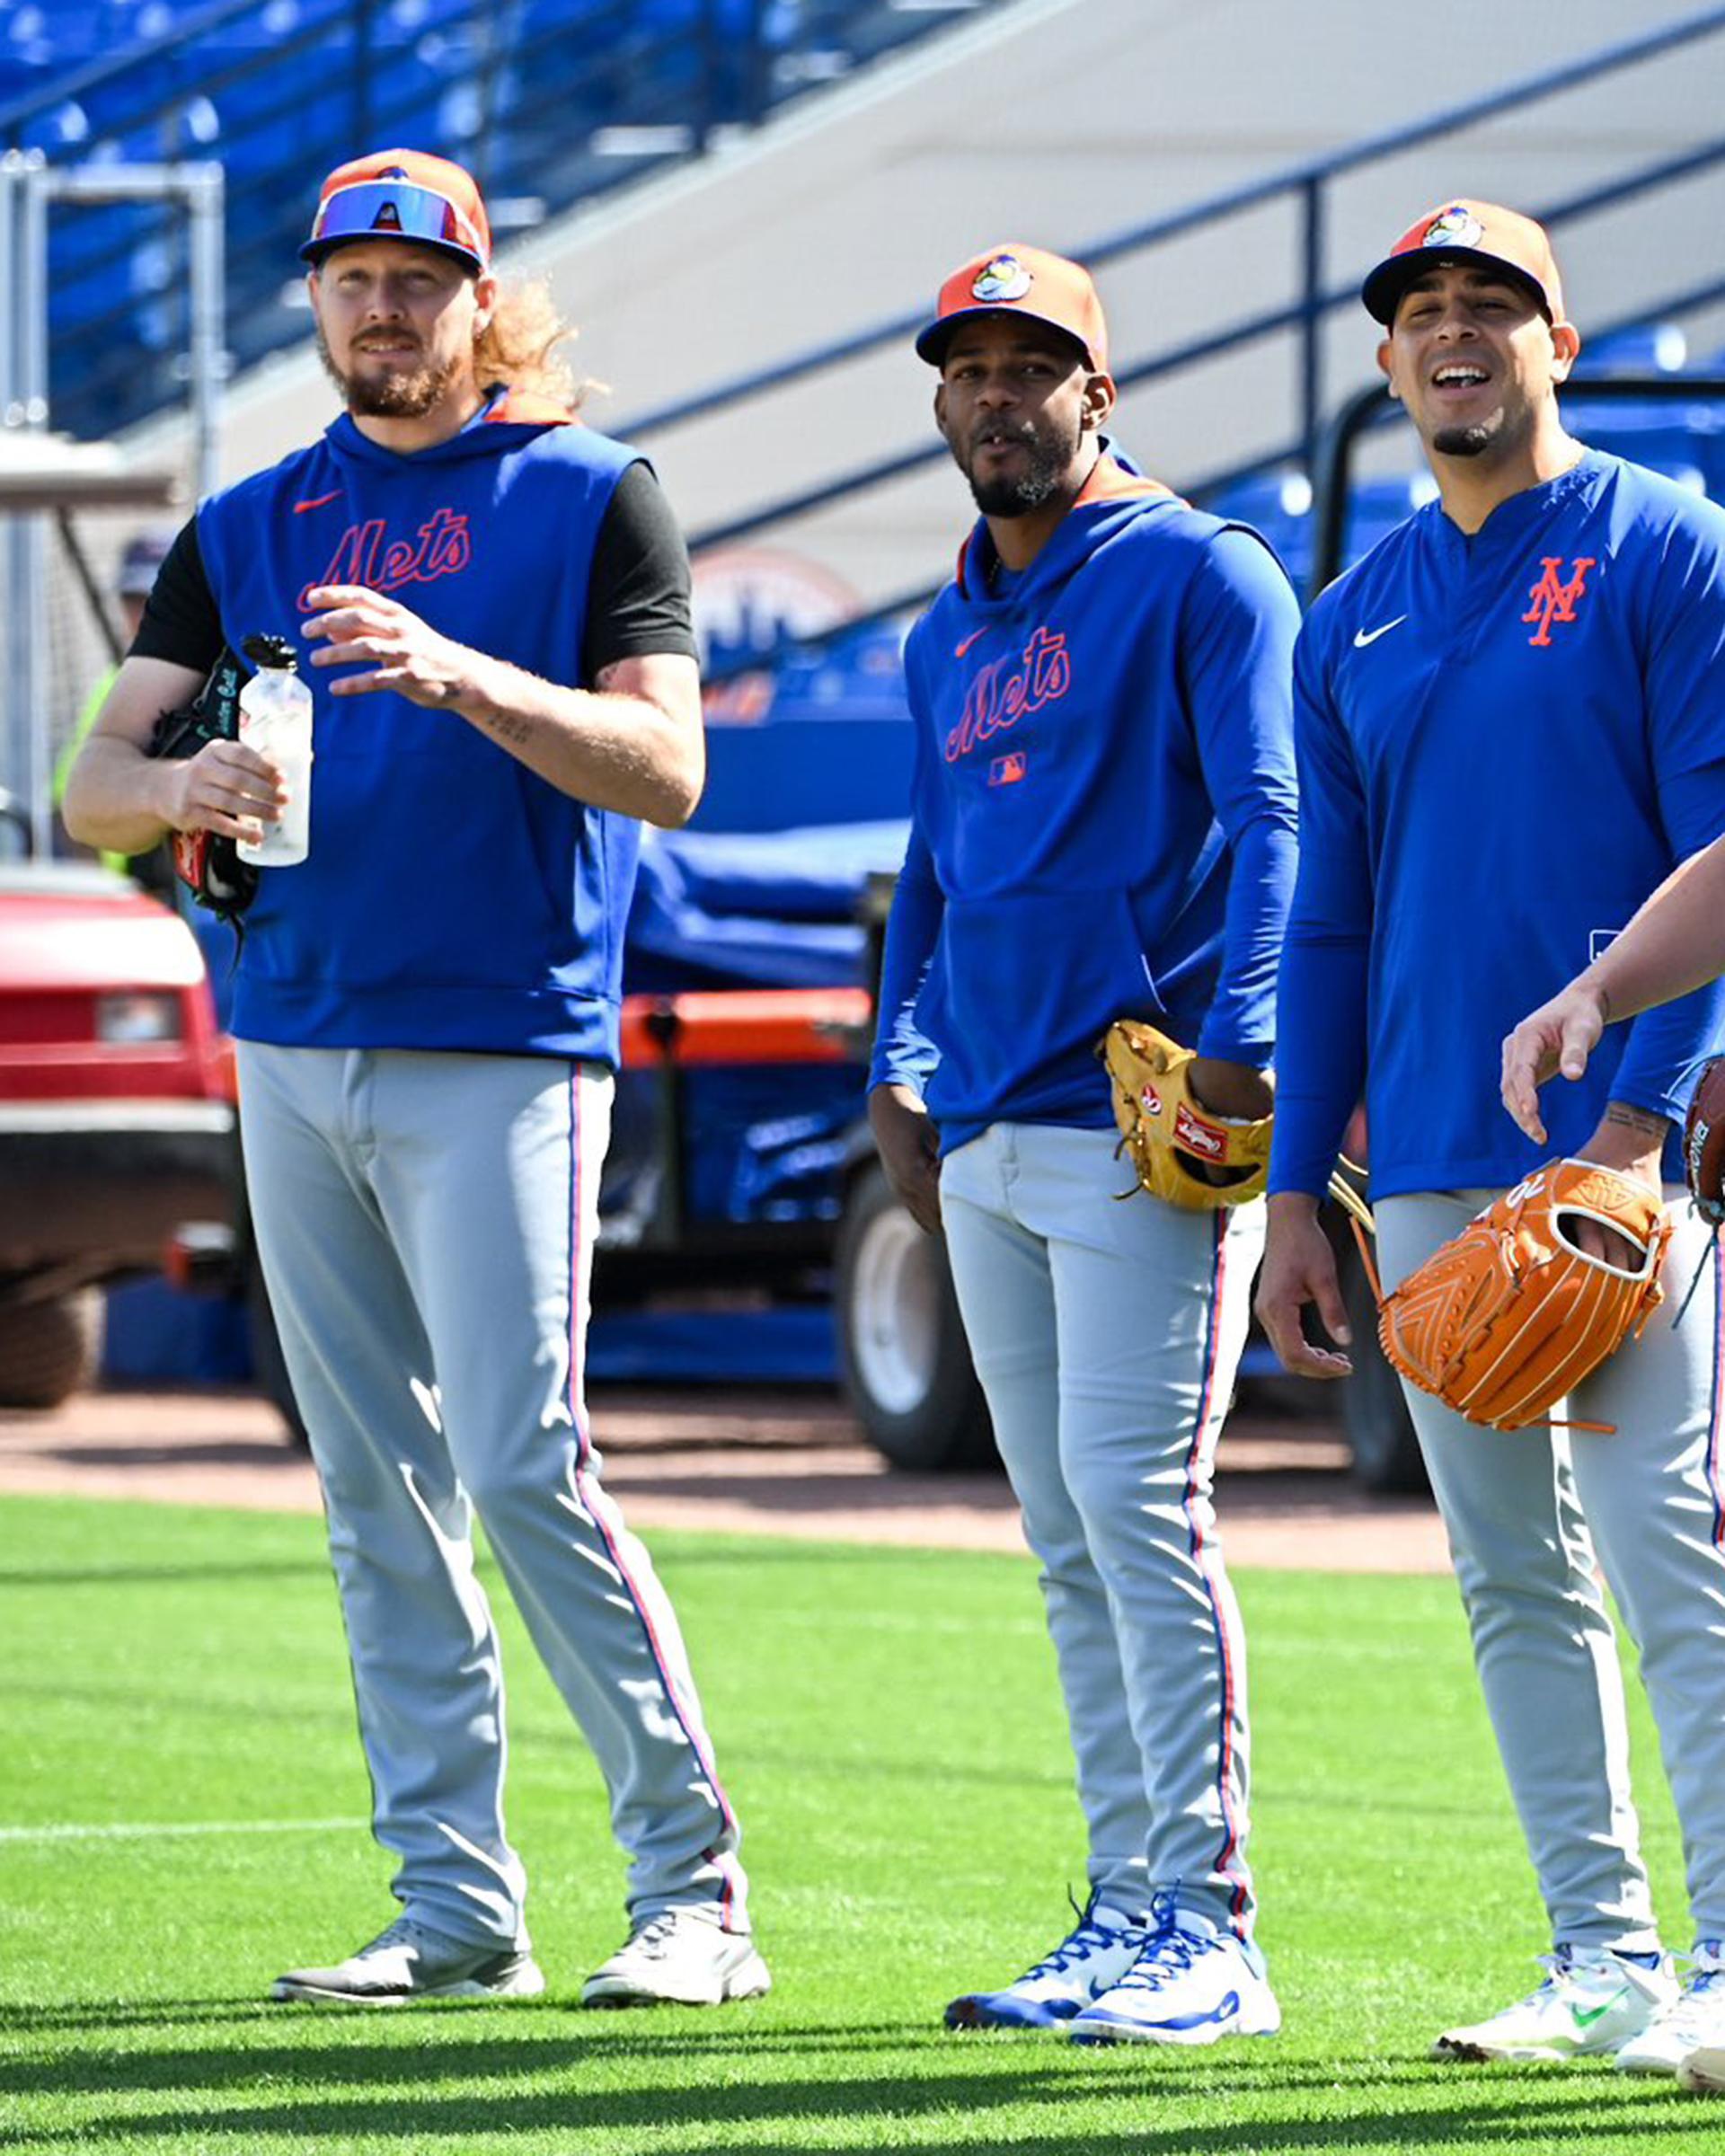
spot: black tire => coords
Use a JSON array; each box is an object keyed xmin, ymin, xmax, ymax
[
  {"xmin": 0, "ymin": 1287, "xmax": 105, "ymax": 1409},
  {"xmin": 246, "ymin": 1258, "xmax": 310, "ymax": 1450},
  {"xmin": 1338, "ymin": 1243, "xmax": 1429, "ymax": 1496},
  {"xmin": 835, "ymin": 1163, "xmax": 995, "ymax": 1471}
]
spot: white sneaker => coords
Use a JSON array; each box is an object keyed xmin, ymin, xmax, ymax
[
  {"xmin": 271, "ymin": 1915, "xmax": 544, "ymax": 2005},
  {"xmin": 1432, "ymin": 1946, "xmax": 1675, "ymax": 2063},
  {"xmin": 580, "ymin": 1908, "xmax": 770, "ymax": 2008},
  {"xmin": 1066, "ymin": 1899, "xmax": 1280, "ymax": 2047},
  {"xmin": 1617, "ymin": 1943, "xmax": 1725, "ymax": 2075},
  {"xmin": 945, "ymin": 1896, "xmax": 1148, "ymax": 2031}
]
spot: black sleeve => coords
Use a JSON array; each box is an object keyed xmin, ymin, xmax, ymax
[
  {"xmin": 130, "ymin": 517, "xmax": 226, "ymax": 674},
  {"xmin": 580, "ymin": 460, "xmax": 700, "ymax": 685}
]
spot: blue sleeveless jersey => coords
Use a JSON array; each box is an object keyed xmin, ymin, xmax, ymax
[
  {"xmin": 198, "ymin": 399, "xmax": 640, "ymax": 1065},
  {"xmin": 1270, "ymin": 448, "xmax": 1725, "ymax": 1199}
]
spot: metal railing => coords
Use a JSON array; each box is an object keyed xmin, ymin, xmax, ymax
[
  {"xmin": 0, "ymin": 0, "xmax": 1000, "ymax": 439},
  {"xmin": 663, "ymin": 3, "xmax": 1725, "ymax": 676}
]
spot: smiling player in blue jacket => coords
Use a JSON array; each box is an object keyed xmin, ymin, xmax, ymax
[
  {"xmin": 1259, "ymin": 199, "xmax": 1725, "ymax": 2075},
  {"xmin": 870, "ymin": 243, "xmax": 1299, "ymax": 2046}
]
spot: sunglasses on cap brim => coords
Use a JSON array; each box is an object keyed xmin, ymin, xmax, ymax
[{"xmin": 303, "ymin": 180, "xmax": 485, "ymax": 266}]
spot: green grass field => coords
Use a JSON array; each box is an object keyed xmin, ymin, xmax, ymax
[{"xmin": 2, "ymin": 1490, "xmax": 1721, "ymax": 2154}]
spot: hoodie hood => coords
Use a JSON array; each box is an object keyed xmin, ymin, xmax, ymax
[
  {"xmin": 952, "ymin": 447, "xmax": 1180, "ymax": 605},
  {"xmin": 323, "ymin": 385, "xmax": 572, "ymax": 468}
]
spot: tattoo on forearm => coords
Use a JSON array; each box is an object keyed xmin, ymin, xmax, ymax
[
  {"xmin": 482, "ymin": 710, "xmax": 532, "ymax": 747},
  {"xmin": 1606, "ymin": 1101, "xmax": 1667, "ymax": 1142}
]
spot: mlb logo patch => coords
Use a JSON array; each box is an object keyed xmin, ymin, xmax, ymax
[{"xmin": 988, "ymin": 752, "xmax": 1028, "ymax": 786}]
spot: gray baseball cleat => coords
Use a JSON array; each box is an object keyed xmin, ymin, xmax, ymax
[
  {"xmin": 271, "ymin": 1914, "xmax": 545, "ymax": 2005},
  {"xmin": 581, "ymin": 1908, "xmax": 771, "ymax": 2008}
]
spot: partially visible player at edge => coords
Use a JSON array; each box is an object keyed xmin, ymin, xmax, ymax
[
  {"xmin": 1504, "ymin": 834, "xmax": 1725, "ymax": 1133},
  {"xmin": 870, "ymin": 243, "xmax": 1300, "ymax": 2045},
  {"xmin": 63, "ymin": 148, "xmax": 769, "ymax": 2012},
  {"xmin": 1256, "ymin": 199, "xmax": 1725, "ymax": 2078}
]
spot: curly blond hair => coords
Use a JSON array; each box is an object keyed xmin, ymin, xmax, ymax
[{"xmin": 474, "ymin": 277, "xmax": 598, "ymax": 412}]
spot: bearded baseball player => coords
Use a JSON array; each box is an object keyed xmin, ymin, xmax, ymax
[
  {"xmin": 1257, "ymin": 199, "xmax": 1725, "ymax": 2072},
  {"xmin": 64, "ymin": 148, "xmax": 767, "ymax": 2010},
  {"xmin": 869, "ymin": 244, "xmax": 1300, "ymax": 2044}
]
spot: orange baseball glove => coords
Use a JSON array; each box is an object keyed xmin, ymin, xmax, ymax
[{"xmin": 1373, "ymin": 1159, "xmax": 1670, "ymax": 1431}]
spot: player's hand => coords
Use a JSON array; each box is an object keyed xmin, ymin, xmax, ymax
[
  {"xmin": 302, "ymin": 584, "xmax": 478, "ymax": 707},
  {"xmin": 1256, "ymin": 1192, "xmax": 1353, "ymax": 1380},
  {"xmin": 1500, "ymin": 980, "xmax": 1608, "ymax": 1144},
  {"xmin": 1572, "ymin": 1107, "xmax": 1668, "ymax": 1269},
  {"xmin": 157, "ymin": 737, "xmax": 284, "ymax": 843},
  {"xmin": 1188, "ymin": 1056, "xmax": 1274, "ymax": 1122},
  {"xmin": 869, "ymin": 1083, "xmax": 942, "ymax": 1235}
]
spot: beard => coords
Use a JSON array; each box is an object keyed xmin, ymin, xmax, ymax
[
  {"xmin": 958, "ymin": 419, "xmax": 1080, "ymax": 518},
  {"xmin": 318, "ymin": 330, "xmax": 460, "ymax": 420},
  {"xmin": 1431, "ymin": 403, "xmax": 1508, "ymax": 460}
]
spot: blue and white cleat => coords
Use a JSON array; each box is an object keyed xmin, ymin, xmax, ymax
[
  {"xmin": 944, "ymin": 1895, "xmax": 1148, "ymax": 2030},
  {"xmin": 1067, "ymin": 1895, "xmax": 1280, "ymax": 2047},
  {"xmin": 1618, "ymin": 1942, "xmax": 1725, "ymax": 2076}
]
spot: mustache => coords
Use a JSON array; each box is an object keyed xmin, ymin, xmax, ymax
[{"xmin": 970, "ymin": 420, "xmax": 1037, "ymax": 450}]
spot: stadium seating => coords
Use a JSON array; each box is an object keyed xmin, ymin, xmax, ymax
[{"xmin": 1, "ymin": 0, "xmax": 992, "ymax": 438}]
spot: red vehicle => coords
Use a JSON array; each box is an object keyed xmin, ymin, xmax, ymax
[{"xmin": 0, "ymin": 851, "xmax": 236, "ymax": 1407}]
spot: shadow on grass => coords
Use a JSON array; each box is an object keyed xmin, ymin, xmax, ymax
[{"xmin": 0, "ymin": 2015, "xmax": 1712, "ymax": 2153}]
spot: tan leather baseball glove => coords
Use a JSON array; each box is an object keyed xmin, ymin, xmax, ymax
[{"xmin": 1100, "ymin": 1020, "xmax": 1271, "ymax": 1210}]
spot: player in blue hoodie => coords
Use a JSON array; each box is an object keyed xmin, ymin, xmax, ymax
[
  {"xmin": 1260, "ymin": 200, "xmax": 1725, "ymax": 2073},
  {"xmin": 64, "ymin": 149, "xmax": 765, "ymax": 2014},
  {"xmin": 869, "ymin": 244, "xmax": 1300, "ymax": 2045}
]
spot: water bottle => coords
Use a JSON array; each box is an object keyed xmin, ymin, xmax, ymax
[{"xmin": 235, "ymin": 634, "xmax": 314, "ymax": 868}]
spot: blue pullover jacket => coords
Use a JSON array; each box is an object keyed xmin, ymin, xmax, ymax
[
  {"xmin": 871, "ymin": 455, "xmax": 1301, "ymax": 1149},
  {"xmin": 1270, "ymin": 449, "xmax": 1725, "ymax": 1199}
]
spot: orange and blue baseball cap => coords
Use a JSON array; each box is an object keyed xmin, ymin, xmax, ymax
[
  {"xmin": 916, "ymin": 244, "xmax": 1109, "ymax": 371},
  {"xmin": 1362, "ymin": 199, "xmax": 1564, "ymax": 326},
  {"xmin": 300, "ymin": 148, "xmax": 491, "ymax": 274}
]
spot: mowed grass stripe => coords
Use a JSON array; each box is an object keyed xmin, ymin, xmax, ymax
[{"xmin": 0, "ymin": 1492, "xmax": 1712, "ymax": 2155}]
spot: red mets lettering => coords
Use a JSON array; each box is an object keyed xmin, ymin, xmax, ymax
[
  {"xmin": 1521, "ymin": 555, "xmax": 1595, "ymax": 647},
  {"xmin": 299, "ymin": 508, "xmax": 474, "ymax": 608},
  {"xmin": 944, "ymin": 627, "xmax": 1072, "ymax": 763}
]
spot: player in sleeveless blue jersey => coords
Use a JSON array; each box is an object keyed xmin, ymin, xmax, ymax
[
  {"xmin": 1259, "ymin": 199, "xmax": 1725, "ymax": 2073},
  {"xmin": 870, "ymin": 243, "xmax": 1299, "ymax": 2045},
  {"xmin": 64, "ymin": 149, "xmax": 767, "ymax": 2013}
]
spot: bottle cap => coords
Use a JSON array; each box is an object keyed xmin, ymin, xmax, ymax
[{"xmin": 242, "ymin": 632, "xmax": 300, "ymax": 672}]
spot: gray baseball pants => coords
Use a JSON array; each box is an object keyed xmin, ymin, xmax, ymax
[
  {"xmin": 237, "ymin": 1040, "xmax": 748, "ymax": 1950},
  {"xmin": 940, "ymin": 1121, "xmax": 1263, "ymax": 1936},
  {"xmin": 1378, "ymin": 1189, "xmax": 1725, "ymax": 1952}
]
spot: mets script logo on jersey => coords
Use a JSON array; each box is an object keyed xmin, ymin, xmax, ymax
[
  {"xmin": 944, "ymin": 627, "xmax": 1071, "ymax": 764},
  {"xmin": 298, "ymin": 508, "xmax": 473, "ymax": 607},
  {"xmin": 1521, "ymin": 555, "xmax": 1596, "ymax": 647}
]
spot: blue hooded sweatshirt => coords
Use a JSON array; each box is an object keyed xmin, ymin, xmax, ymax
[{"xmin": 871, "ymin": 454, "xmax": 1300, "ymax": 1150}]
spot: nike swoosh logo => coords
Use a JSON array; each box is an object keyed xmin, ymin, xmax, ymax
[
  {"xmin": 1573, "ymin": 1988, "xmax": 1630, "ymax": 2028},
  {"xmin": 955, "ymin": 627, "xmax": 992, "ymax": 658},
  {"xmin": 293, "ymin": 490, "xmax": 343, "ymax": 515},
  {"xmin": 1353, "ymin": 615, "xmax": 1407, "ymax": 648}
]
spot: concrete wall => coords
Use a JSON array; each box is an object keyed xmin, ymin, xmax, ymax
[{"xmin": 127, "ymin": 0, "xmax": 1725, "ymax": 621}]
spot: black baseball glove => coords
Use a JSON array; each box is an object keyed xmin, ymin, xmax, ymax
[{"xmin": 146, "ymin": 643, "xmax": 258, "ymax": 930}]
